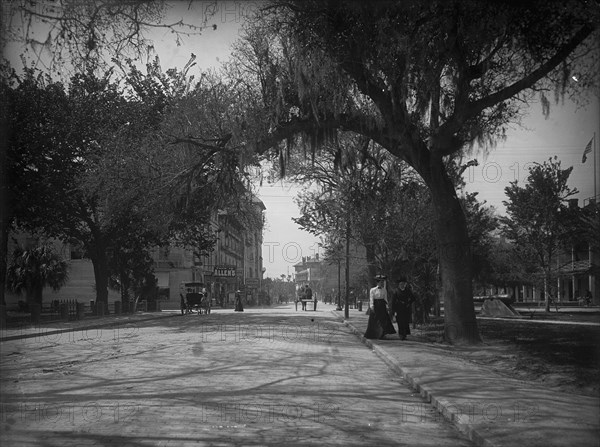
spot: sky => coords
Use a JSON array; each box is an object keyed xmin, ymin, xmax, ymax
[
  {"xmin": 463, "ymin": 96, "xmax": 600, "ymax": 214},
  {"xmin": 4, "ymin": 1, "xmax": 599, "ymax": 279}
]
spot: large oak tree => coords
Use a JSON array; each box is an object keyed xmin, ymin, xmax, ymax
[{"xmin": 234, "ymin": 0, "xmax": 599, "ymax": 343}]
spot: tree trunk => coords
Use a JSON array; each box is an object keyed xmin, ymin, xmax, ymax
[
  {"xmin": 0, "ymin": 121, "xmax": 8, "ymax": 307},
  {"xmin": 544, "ymin": 273, "xmax": 550, "ymax": 312},
  {"xmin": 120, "ymin": 271, "xmax": 130, "ymax": 312},
  {"xmin": 0, "ymin": 223, "xmax": 7, "ymax": 306},
  {"xmin": 88, "ymin": 233, "xmax": 109, "ymax": 307},
  {"xmin": 364, "ymin": 242, "xmax": 378, "ymax": 288},
  {"xmin": 426, "ymin": 161, "xmax": 481, "ymax": 344},
  {"xmin": 92, "ymin": 255, "xmax": 109, "ymax": 305},
  {"xmin": 25, "ymin": 282, "xmax": 43, "ymax": 306}
]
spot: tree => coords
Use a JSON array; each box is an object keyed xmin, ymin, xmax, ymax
[
  {"xmin": 292, "ymin": 135, "xmax": 410, "ymax": 279},
  {"xmin": 6, "ymin": 242, "xmax": 69, "ymax": 306},
  {"xmin": 2, "ymin": 65, "xmax": 74, "ymax": 306},
  {"xmin": 482, "ymin": 236, "xmax": 538, "ymax": 299},
  {"xmin": 106, "ymin": 209, "xmax": 164, "ymax": 312},
  {"xmin": 234, "ymin": 0, "xmax": 598, "ymax": 343},
  {"xmin": 461, "ymin": 191, "xmax": 500, "ymax": 287},
  {"xmin": 3, "ymin": 52, "xmax": 259, "ymax": 309},
  {"xmin": 262, "ymin": 276, "xmax": 294, "ymax": 303},
  {"xmin": 3, "ymin": 67, "xmax": 157, "ymax": 308},
  {"xmin": 501, "ymin": 157, "xmax": 578, "ymax": 311},
  {"xmin": 3, "ymin": 1, "xmax": 208, "ymax": 75},
  {"xmin": 0, "ymin": 1, "xmax": 211, "ymax": 306}
]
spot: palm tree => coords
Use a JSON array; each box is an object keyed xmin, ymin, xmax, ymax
[{"xmin": 6, "ymin": 243, "xmax": 69, "ymax": 306}]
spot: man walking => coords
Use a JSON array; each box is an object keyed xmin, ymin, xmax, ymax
[{"xmin": 391, "ymin": 276, "xmax": 415, "ymax": 340}]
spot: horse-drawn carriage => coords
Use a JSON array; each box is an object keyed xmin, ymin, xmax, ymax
[{"xmin": 180, "ymin": 282, "xmax": 211, "ymax": 315}]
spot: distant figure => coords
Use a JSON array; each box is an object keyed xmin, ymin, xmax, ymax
[
  {"xmin": 300, "ymin": 285, "xmax": 307, "ymax": 310},
  {"xmin": 234, "ymin": 290, "xmax": 244, "ymax": 312},
  {"xmin": 585, "ymin": 290, "xmax": 592, "ymax": 307},
  {"xmin": 305, "ymin": 285, "xmax": 313, "ymax": 310}
]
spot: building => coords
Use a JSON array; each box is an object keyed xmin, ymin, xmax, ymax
[
  {"xmin": 478, "ymin": 197, "xmax": 599, "ymax": 305},
  {"xmin": 153, "ymin": 196, "xmax": 266, "ymax": 307},
  {"xmin": 293, "ymin": 244, "xmax": 371, "ymax": 303},
  {"xmin": 553, "ymin": 198, "xmax": 598, "ymax": 304}
]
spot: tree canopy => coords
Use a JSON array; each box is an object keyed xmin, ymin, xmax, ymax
[
  {"xmin": 501, "ymin": 156, "xmax": 579, "ymax": 310},
  {"xmin": 229, "ymin": 0, "xmax": 598, "ymax": 342}
]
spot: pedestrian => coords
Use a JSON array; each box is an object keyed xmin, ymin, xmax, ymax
[
  {"xmin": 305, "ymin": 285, "xmax": 313, "ymax": 310},
  {"xmin": 364, "ymin": 274, "xmax": 396, "ymax": 340},
  {"xmin": 234, "ymin": 290, "xmax": 244, "ymax": 312},
  {"xmin": 300, "ymin": 285, "xmax": 308, "ymax": 310},
  {"xmin": 585, "ymin": 290, "xmax": 592, "ymax": 306},
  {"xmin": 390, "ymin": 276, "xmax": 415, "ymax": 340}
]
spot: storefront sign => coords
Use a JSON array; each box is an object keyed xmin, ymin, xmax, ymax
[
  {"xmin": 214, "ymin": 267, "xmax": 237, "ymax": 277},
  {"xmin": 246, "ymin": 278, "xmax": 260, "ymax": 288}
]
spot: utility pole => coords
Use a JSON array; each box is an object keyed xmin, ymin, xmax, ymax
[{"xmin": 344, "ymin": 219, "xmax": 350, "ymax": 319}]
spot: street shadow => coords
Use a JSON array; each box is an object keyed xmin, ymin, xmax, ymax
[{"xmin": 1, "ymin": 308, "xmax": 474, "ymax": 446}]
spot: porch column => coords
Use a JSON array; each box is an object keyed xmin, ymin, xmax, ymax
[
  {"xmin": 557, "ymin": 256, "xmax": 561, "ymax": 301},
  {"xmin": 590, "ymin": 243, "xmax": 596, "ymax": 303}
]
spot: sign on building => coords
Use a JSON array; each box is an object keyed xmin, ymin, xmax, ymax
[
  {"xmin": 245, "ymin": 278, "xmax": 260, "ymax": 288},
  {"xmin": 214, "ymin": 266, "xmax": 236, "ymax": 277}
]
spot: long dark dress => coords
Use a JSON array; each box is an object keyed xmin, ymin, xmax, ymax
[
  {"xmin": 364, "ymin": 299, "xmax": 396, "ymax": 339},
  {"xmin": 391, "ymin": 287, "xmax": 415, "ymax": 339}
]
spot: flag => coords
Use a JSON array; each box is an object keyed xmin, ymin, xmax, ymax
[{"xmin": 582, "ymin": 137, "xmax": 593, "ymax": 163}]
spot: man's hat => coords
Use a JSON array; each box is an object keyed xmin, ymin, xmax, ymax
[{"xmin": 375, "ymin": 274, "xmax": 387, "ymax": 280}]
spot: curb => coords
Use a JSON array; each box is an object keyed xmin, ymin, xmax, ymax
[
  {"xmin": 330, "ymin": 310, "xmax": 496, "ymax": 447},
  {"xmin": 0, "ymin": 312, "xmax": 180, "ymax": 342}
]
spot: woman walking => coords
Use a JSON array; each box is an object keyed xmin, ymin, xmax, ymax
[{"xmin": 364, "ymin": 275, "xmax": 397, "ymax": 340}]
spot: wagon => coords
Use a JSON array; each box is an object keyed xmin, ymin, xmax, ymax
[{"xmin": 180, "ymin": 282, "xmax": 211, "ymax": 315}]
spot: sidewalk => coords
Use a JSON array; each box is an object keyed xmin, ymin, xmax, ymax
[
  {"xmin": 331, "ymin": 307, "xmax": 600, "ymax": 447},
  {"xmin": 0, "ymin": 311, "xmax": 178, "ymax": 342}
]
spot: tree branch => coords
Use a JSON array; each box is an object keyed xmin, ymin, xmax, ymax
[{"xmin": 438, "ymin": 24, "xmax": 597, "ymax": 144}]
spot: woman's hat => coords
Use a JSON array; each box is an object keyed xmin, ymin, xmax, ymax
[{"xmin": 375, "ymin": 274, "xmax": 387, "ymax": 280}]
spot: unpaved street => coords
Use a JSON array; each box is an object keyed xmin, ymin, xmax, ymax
[{"xmin": 1, "ymin": 305, "xmax": 473, "ymax": 446}]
